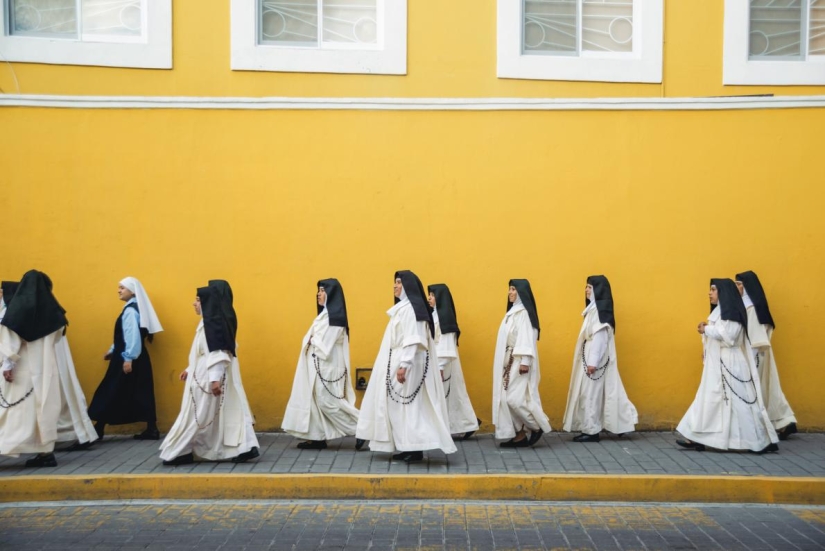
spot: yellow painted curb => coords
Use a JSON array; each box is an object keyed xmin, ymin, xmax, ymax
[{"xmin": 1, "ymin": 474, "xmax": 823, "ymax": 504}]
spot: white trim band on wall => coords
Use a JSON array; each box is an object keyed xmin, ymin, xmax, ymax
[{"xmin": 1, "ymin": 94, "xmax": 825, "ymax": 111}]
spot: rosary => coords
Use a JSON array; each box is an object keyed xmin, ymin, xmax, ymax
[
  {"xmin": 189, "ymin": 370, "xmax": 227, "ymax": 430},
  {"xmin": 385, "ymin": 349, "xmax": 429, "ymax": 405},
  {"xmin": 0, "ymin": 383, "xmax": 34, "ymax": 409},
  {"xmin": 720, "ymin": 358, "xmax": 757, "ymax": 405},
  {"xmin": 312, "ymin": 350, "xmax": 348, "ymax": 400},
  {"xmin": 580, "ymin": 339, "xmax": 610, "ymax": 381},
  {"xmin": 502, "ymin": 346, "xmax": 515, "ymax": 391}
]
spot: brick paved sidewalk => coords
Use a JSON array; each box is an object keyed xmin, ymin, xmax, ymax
[{"xmin": 0, "ymin": 432, "xmax": 822, "ymax": 478}]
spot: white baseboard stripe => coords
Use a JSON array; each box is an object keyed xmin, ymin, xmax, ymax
[{"xmin": 1, "ymin": 94, "xmax": 825, "ymax": 111}]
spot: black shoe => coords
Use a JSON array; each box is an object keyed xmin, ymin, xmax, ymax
[
  {"xmin": 232, "ymin": 447, "xmax": 260, "ymax": 463},
  {"xmin": 134, "ymin": 428, "xmax": 160, "ymax": 441},
  {"xmin": 404, "ymin": 451, "xmax": 424, "ymax": 463},
  {"xmin": 392, "ymin": 451, "xmax": 412, "ymax": 461},
  {"xmin": 573, "ymin": 433, "xmax": 600, "ymax": 443},
  {"xmin": 500, "ymin": 438, "xmax": 529, "ymax": 448},
  {"xmin": 675, "ymin": 439, "xmax": 705, "ymax": 451},
  {"xmin": 460, "ymin": 430, "xmax": 476, "ymax": 441},
  {"xmin": 65, "ymin": 441, "xmax": 94, "ymax": 452},
  {"xmin": 778, "ymin": 423, "xmax": 797, "ymax": 441},
  {"xmin": 25, "ymin": 453, "xmax": 57, "ymax": 468},
  {"xmin": 753, "ymin": 443, "xmax": 779, "ymax": 455},
  {"xmin": 355, "ymin": 438, "xmax": 366, "ymax": 450},
  {"xmin": 528, "ymin": 429, "xmax": 544, "ymax": 446},
  {"xmin": 162, "ymin": 452, "xmax": 194, "ymax": 466},
  {"xmin": 297, "ymin": 440, "xmax": 327, "ymax": 450}
]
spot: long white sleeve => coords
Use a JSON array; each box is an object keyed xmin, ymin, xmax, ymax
[{"xmin": 586, "ymin": 327, "xmax": 608, "ymax": 367}]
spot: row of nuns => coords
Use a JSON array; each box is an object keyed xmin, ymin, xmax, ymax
[{"xmin": 0, "ymin": 269, "xmax": 797, "ymax": 467}]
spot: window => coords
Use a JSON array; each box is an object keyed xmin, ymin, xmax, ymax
[
  {"xmin": 231, "ymin": 0, "xmax": 407, "ymax": 75},
  {"xmin": 724, "ymin": 0, "xmax": 825, "ymax": 85},
  {"xmin": 0, "ymin": 0, "xmax": 171, "ymax": 68},
  {"xmin": 497, "ymin": 0, "xmax": 663, "ymax": 83}
]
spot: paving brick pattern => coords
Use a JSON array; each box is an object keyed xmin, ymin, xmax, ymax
[
  {"xmin": 1, "ymin": 500, "xmax": 824, "ymax": 550},
  {"xmin": 0, "ymin": 432, "xmax": 823, "ymax": 477}
]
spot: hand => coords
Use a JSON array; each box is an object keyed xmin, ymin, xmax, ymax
[
  {"xmin": 519, "ymin": 365, "xmax": 529, "ymax": 374},
  {"xmin": 697, "ymin": 322, "xmax": 707, "ymax": 335},
  {"xmin": 104, "ymin": 352, "xmax": 112, "ymax": 361},
  {"xmin": 587, "ymin": 365, "xmax": 596, "ymax": 375},
  {"xmin": 123, "ymin": 361, "xmax": 133, "ymax": 374},
  {"xmin": 179, "ymin": 371, "xmax": 188, "ymax": 382},
  {"xmin": 210, "ymin": 380, "xmax": 222, "ymax": 396},
  {"xmin": 2, "ymin": 370, "xmax": 12, "ymax": 383},
  {"xmin": 396, "ymin": 367, "xmax": 407, "ymax": 384}
]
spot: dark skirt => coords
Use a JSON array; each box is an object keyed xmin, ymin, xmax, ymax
[{"xmin": 88, "ymin": 349, "xmax": 156, "ymax": 425}]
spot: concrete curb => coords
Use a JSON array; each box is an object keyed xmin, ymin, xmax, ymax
[{"xmin": 2, "ymin": 474, "xmax": 823, "ymax": 504}]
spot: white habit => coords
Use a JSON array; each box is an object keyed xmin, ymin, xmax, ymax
[
  {"xmin": 744, "ymin": 305, "xmax": 796, "ymax": 431},
  {"xmin": 54, "ymin": 337, "xmax": 98, "ymax": 445},
  {"xmin": 492, "ymin": 303, "xmax": 552, "ymax": 440},
  {"xmin": 160, "ymin": 321, "xmax": 258, "ymax": 461},
  {"xmin": 433, "ymin": 312, "xmax": 478, "ymax": 435},
  {"xmin": 562, "ymin": 304, "xmax": 637, "ymax": 435},
  {"xmin": 0, "ymin": 325, "xmax": 63, "ymax": 456},
  {"xmin": 677, "ymin": 307, "xmax": 778, "ymax": 451},
  {"xmin": 282, "ymin": 309, "xmax": 359, "ymax": 441},
  {"xmin": 356, "ymin": 299, "xmax": 456, "ymax": 454}
]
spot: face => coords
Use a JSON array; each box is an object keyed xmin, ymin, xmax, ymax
[
  {"xmin": 393, "ymin": 278, "xmax": 403, "ymax": 298},
  {"xmin": 585, "ymin": 284, "xmax": 593, "ymax": 299},
  {"xmin": 427, "ymin": 292, "xmax": 436, "ymax": 308},
  {"xmin": 508, "ymin": 286, "xmax": 518, "ymax": 303},
  {"xmin": 709, "ymin": 285, "xmax": 719, "ymax": 305},
  {"xmin": 317, "ymin": 286, "xmax": 327, "ymax": 306},
  {"xmin": 193, "ymin": 296, "xmax": 202, "ymax": 315},
  {"xmin": 735, "ymin": 280, "xmax": 744, "ymax": 296},
  {"xmin": 118, "ymin": 284, "xmax": 135, "ymax": 302}
]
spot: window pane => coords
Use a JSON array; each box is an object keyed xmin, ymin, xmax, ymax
[
  {"xmin": 10, "ymin": 0, "xmax": 77, "ymax": 38},
  {"xmin": 259, "ymin": 0, "xmax": 318, "ymax": 45},
  {"xmin": 582, "ymin": 0, "xmax": 633, "ymax": 53},
  {"xmin": 322, "ymin": 0, "xmax": 377, "ymax": 44},
  {"xmin": 81, "ymin": 0, "xmax": 142, "ymax": 38},
  {"xmin": 749, "ymin": 0, "xmax": 803, "ymax": 58},
  {"xmin": 811, "ymin": 0, "xmax": 825, "ymax": 54},
  {"xmin": 523, "ymin": 0, "xmax": 577, "ymax": 54}
]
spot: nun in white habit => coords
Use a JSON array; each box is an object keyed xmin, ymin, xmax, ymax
[
  {"xmin": 562, "ymin": 275, "xmax": 637, "ymax": 442},
  {"xmin": 676, "ymin": 279, "xmax": 778, "ymax": 454},
  {"xmin": 735, "ymin": 271, "xmax": 797, "ymax": 439},
  {"xmin": 0, "ymin": 270, "xmax": 68, "ymax": 467},
  {"xmin": 160, "ymin": 280, "xmax": 258, "ymax": 465},
  {"xmin": 492, "ymin": 279, "xmax": 552, "ymax": 447},
  {"xmin": 356, "ymin": 270, "xmax": 456, "ymax": 462},
  {"xmin": 282, "ymin": 278, "xmax": 361, "ymax": 450},
  {"xmin": 427, "ymin": 283, "xmax": 479, "ymax": 440}
]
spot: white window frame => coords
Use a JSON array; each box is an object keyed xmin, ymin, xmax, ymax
[
  {"xmin": 497, "ymin": 0, "xmax": 663, "ymax": 83},
  {"xmin": 230, "ymin": 0, "xmax": 407, "ymax": 75},
  {"xmin": 723, "ymin": 0, "xmax": 825, "ymax": 85},
  {"xmin": 0, "ymin": 0, "xmax": 171, "ymax": 69}
]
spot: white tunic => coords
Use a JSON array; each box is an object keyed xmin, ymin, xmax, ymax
[
  {"xmin": 0, "ymin": 326, "xmax": 63, "ymax": 456},
  {"xmin": 677, "ymin": 307, "xmax": 778, "ymax": 451},
  {"xmin": 159, "ymin": 321, "xmax": 258, "ymax": 461},
  {"xmin": 744, "ymin": 307, "xmax": 796, "ymax": 431},
  {"xmin": 54, "ymin": 337, "xmax": 98, "ymax": 445},
  {"xmin": 492, "ymin": 304, "xmax": 552, "ymax": 439},
  {"xmin": 282, "ymin": 310, "xmax": 359, "ymax": 441},
  {"xmin": 562, "ymin": 306, "xmax": 637, "ymax": 435},
  {"xmin": 356, "ymin": 299, "xmax": 456, "ymax": 454},
  {"xmin": 433, "ymin": 317, "xmax": 478, "ymax": 435}
]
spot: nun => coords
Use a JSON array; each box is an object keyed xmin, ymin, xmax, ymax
[
  {"xmin": 356, "ymin": 271, "xmax": 456, "ymax": 462},
  {"xmin": 735, "ymin": 271, "xmax": 797, "ymax": 440},
  {"xmin": 0, "ymin": 270, "xmax": 67, "ymax": 467},
  {"xmin": 88, "ymin": 277, "xmax": 163, "ymax": 440},
  {"xmin": 676, "ymin": 279, "xmax": 778, "ymax": 453},
  {"xmin": 160, "ymin": 280, "xmax": 259, "ymax": 465},
  {"xmin": 427, "ymin": 283, "xmax": 479, "ymax": 440},
  {"xmin": 562, "ymin": 275, "xmax": 637, "ymax": 442},
  {"xmin": 492, "ymin": 279, "xmax": 552, "ymax": 447},
  {"xmin": 282, "ymin": 278, "xmax": 361, "ymax": 450}
]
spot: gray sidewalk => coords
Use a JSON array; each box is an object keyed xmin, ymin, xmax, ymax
[{"xmin": 1, "ymin": 432, "xmax": 823, "ymax": 478}]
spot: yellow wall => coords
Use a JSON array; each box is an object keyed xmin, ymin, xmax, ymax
[{"xmin": 1, "ymin": 1, "xmax": 824, "ymax": 432}]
